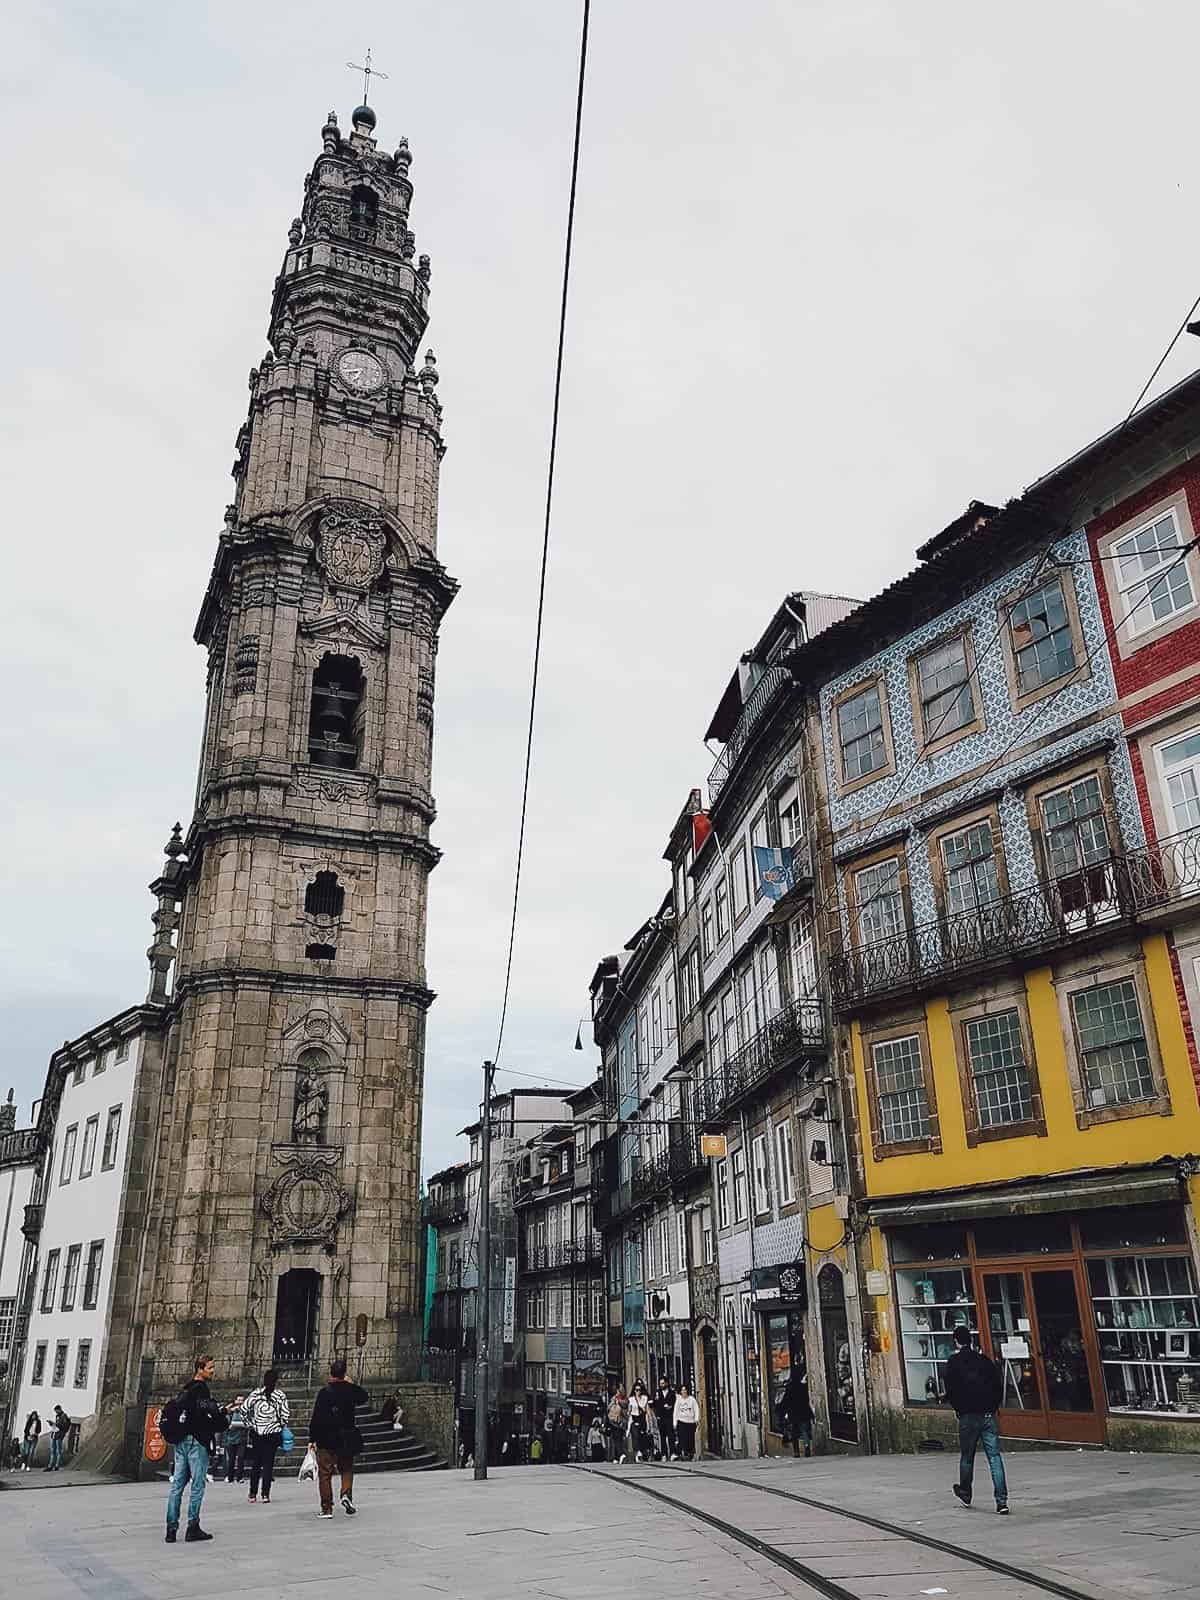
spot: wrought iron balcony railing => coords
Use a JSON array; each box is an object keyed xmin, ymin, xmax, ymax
[
  {"xmin": 1125, "ymin": 830, "xmax": 1200, "ymax": 916},
  {"xmin": 829, "ymin": 862, "xmax": 1132, "ymax": 1011},
  {"xmin": 707, "ymin": 665, "xmax": 791, "ymax": 806},
  {"xmin": 520, "ymin": 1238, "xmax": 604, "ymax": 1274},
  {"xmin": 425, "ymin": 1197, "xmax": 468, "ymax": 1227},
  {"xmin": 630, "ymin": 1143, "xmax": 708, "ymax": 1203},
  {"xmin": 0, "ymin": 1128, "xmax": 38, "ymax": 1167},
  {"xmin": 695, "ymin": 995, "xmax": 826, "ymax": 1124}
]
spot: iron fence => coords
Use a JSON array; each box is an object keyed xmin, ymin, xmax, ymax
[
  {"xmin": 695, "ymin": 995, "xmax": 826, "ymax": 1123},
  {"xmin": 1125, "ymin": 830, "xmax": 1200, "ymax": 912},
  {"xmin": 707, "ymin": 665, "xmax": 791, "ymax": 805}
]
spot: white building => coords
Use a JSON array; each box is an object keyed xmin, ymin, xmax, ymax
[
  {"xmin": 0, "ymin": 1094, "xmax": 38, "ymax": 1396},
  {"xmin": 14, "ymin": 1009, "xmax": 150, "ymax": 1450}
]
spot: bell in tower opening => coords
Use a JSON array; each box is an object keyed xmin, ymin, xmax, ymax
[{"xmin": 96, "ymin": 94, "xmax": 458, "ymax": 1420}]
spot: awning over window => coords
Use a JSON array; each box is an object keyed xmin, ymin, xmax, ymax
[{"xmin": 868, "ymin": 1164, "xmax": 1181, "ymax": 1229}]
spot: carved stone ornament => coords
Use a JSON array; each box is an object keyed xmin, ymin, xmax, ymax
[
  {"xmin": 261, "ymin": 1156, "xmax": 352, "ymax": 1252},
  {"xmin": 316, "ymin": 502, "xmax": 387, "ymax": 589}
]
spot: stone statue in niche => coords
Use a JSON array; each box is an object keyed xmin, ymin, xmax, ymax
[{"xmin": 292, "ymin": 1070, "xmax": 329, "ymax": 1145}]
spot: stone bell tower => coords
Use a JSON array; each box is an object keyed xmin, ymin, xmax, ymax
[{"xmin": 105, "ymin": 100, "xmax": 456, "ymax": 1398}]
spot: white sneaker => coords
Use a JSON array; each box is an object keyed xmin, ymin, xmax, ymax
[
  {"xmin": 620, "ymin": 1454, "xmax": 627, "ymax": 1463},
  {"xmin": 670, "ymin": 1454, "xmax": 678, "ymax": 1461},
  {"xmin": 317, "ymin": 1509, "xmax": 333, "ymax": 1519},
  {"xmin": 635, "ymin": 1452, "xmax": 644, "ymax": 1462}
]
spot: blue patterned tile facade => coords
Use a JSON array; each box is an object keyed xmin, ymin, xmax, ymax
[{"xmin": 817, "ymin": 534, "xmax": 1142, "ymax": 932}]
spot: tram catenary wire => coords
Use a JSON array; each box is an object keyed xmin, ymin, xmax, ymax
[{"xmin": 572, "ymin": 1462, "xmax": 1101, "ymax": 1600}]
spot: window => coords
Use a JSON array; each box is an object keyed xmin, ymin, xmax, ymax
[
  {"xmin": 789, "ymin": 909, "xmax": 817, "ymax": 996},
  {"xmin": 1114, "ymin": 510, "xmax": 1196, "ymax": 635},
  {"xmin": 736, "ymin": 965, "xmax": 759, "ymax": 1045},
  {"xmin": 714, "ymin": 879, "xmax": 730, "ymax": 943},
  {"xmin": 61, "ymin": 1244, "xmax": 82, "ymax": 1311},
  {"xmin": 759, "ymin": 942, "xmax": 780, "ymax": 1017},
  {"xmin": 1070, "ymin": 979, "xmax": 1155, "ymax": 1108},
  {"xmin": 659, "ymin": 1215, "xmax": 671, "ymax": 1277},
  {"xmin": 0, "ymin": 1297, "xmax": 14, "ymax": 1356},
  {"xmin": 731, "ymin": 1147, "xmax": 747, "ymax": 1223},
  {"xmin": 915, "ymin": 634, "xmax": 976, "ymax": 746},
  {"xmin": 591, "ymin": 1285, "xmax": 604, "ymax": 1327},
  {"xmin": 78, "ymin": 1115, "xmax": 99, "ymax": 1179},
  {"xmin": 853, "ymin": 857, "xmax": 905, "ymax": 944},
  {"xmin": 32, "ymin": 1342, "xmax": 47, "ymax": 1384},
  {"xmin": 1009, "ymin": 578, "xmax": 1077, "ymax": 695},
  {"xmin": 93, "ymin": 1052, "xmax": 107, "ymax": 1076},
  {"xmin": 651, "ymin": 993, "xmax": 663, "ymax": 1058},
  {"xmin": 52, "ymin": 1341, "xmax": 69, "ymax": 1387},
  {"xmin": 304, "ymin": 870, "xmax": 345, "ymax": 917},
  {"xmin": 1039, "ymin": 773, "xmax": 1117, "ymax": 921},
  {"xmin": 706, "ymin": 1004, "xmax": 723, "ymax": 1072},
  {"xmin": 665, "ymin": 972, "xmax": 676, "ymax": 1039},
  {"xmin": 102, "ymin": 1106, "xmax": 122, "ymax": 1170},
  {"xmin": 645, "ymin": 1223, "xmax": 656, "ymax": 1281},
  {"xmin": 703, "ymin": 1214, "xmax": 715, "ymax": 1264},
  {"xmin": 79, "ymin": 1239, "xmax": 103, "ymax": 1310},
  {"xmin": 940, "ymin": 821, "xmax": 1000, "ymax": 916},
  {"xmin": 575, "ymin": 1286, "xmax": 588, "ymax": 1327},
  {"xmin": 677, "ymin": 1211, "xmax": 687, "ymax": 1270},
  {"xmin": 115, "ymin": 1038, "xmax": 130, "ymax": 1063},
  {"xmin": 730, "ymin": 845, "xmax": 751, "ymax": 922},
  {"xmin": 871, "ymin": 1035, "xmax": 931, "ymax": 1145},
  {"xmin": 59, "ymin": 1124, "xmax": 78, "ymax": 1185},
  {"xmin": 308, "ymin": 652, "xmax": 365, "ymax": 770},
  {"xmin": 716, "ymin": 1161, "xmax": 730, "ymax": 1228},
  {"xmin": 72, "ymin": 1061, "xmax": 85, "ymax": 1087},
  {"xmin": 701, "ymin": 898, "xmax": 715, "ymax": 958},
  {"xmin": 774, "ymin": 1121, "xmax": 796, "ymax": 1206},
  {"xmin": 1156, "ymin": 728, "xmax": 1200, "ymax": 836},
  {"xmin": 720, "ymin": 989, "xmax": 738, "ymax": 1063},
  {"xmin": 74, "ymin": 1340, "xmax": 92, "ymax": 1389},
  {"xmin": 896, "ymin": 1264, "xmax": 977, "ymax": 1405},
  {"xmin": 751, "ymin": 1134, "xmax": 771, "ymax": 1216},
  {"xmin": 41, "ymin": 1249, "xmax": 61, "ymax": 1314},
  {"xmin": 777, "ymin": 781, "xmax": 803, "ymax": 849},
  {"xmin": 837, "ymin": 682, "xmax": 888, "ymax": 783},
  {"xmin": 546, "ymin": 1365, "xmax": 559, "ymax": 1394},
  {"xmin": 1087, "ymin": 1252, "xmax": 1199, "ymax": 1413},
  {"xmin": 963, "ymin": 1010, "xmax": 1034, "ymax": 1129}
]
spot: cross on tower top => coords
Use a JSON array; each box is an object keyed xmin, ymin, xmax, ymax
[{"xmin": 346, "ymin": 48, "xmax": 389, "ymax": 106}]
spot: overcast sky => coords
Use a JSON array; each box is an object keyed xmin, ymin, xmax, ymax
[{"xmin": 5, "ymin": 1, "xmax": 1200, "ymax": 1171}]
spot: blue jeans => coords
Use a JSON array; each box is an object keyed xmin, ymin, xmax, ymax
[
  {"xmin": 958, "ymin": 1412, "xmax": 1007, "ymax": 1506},
  {"xmin": 48, "ymin": 1436, "xmax": 63, "ymax": 1469},
  {"xmin": 166, "ymin": 1437, "xmax": 210, "ymax": 1529}
]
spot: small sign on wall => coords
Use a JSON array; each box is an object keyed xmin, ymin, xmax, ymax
[
  {"xmin": 700, "ymin": 1133, "xmax": 727, "ymax": 1159},
  {"xmin": 864, "ymin": 1269, "xmax": 889, "ymax": 1297}
]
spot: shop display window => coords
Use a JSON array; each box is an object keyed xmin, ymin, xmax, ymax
[
  {"xmin": 1088, "ymin": 1253, "xmax": 1200, "ymax": 1413},
  {"xmin": 764, "ymin": 1311, "xmax": 806, "ymax": 1434},
  {"xmin": 896, "ymin": 1264, "xmax": 977, "ymax": 1405}
]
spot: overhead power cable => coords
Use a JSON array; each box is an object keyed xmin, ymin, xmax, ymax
[{"xmin": 491, "ymin": 0, "xmax": 591, "ymax": 1069}]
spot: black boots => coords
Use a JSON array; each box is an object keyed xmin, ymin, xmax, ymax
[{"xmin": 184, "ymin": 1522, "xmax": 213, "ymax": 1542}]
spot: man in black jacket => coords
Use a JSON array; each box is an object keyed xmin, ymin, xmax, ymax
[
  {"xmin": 165, "ymin": 1354, "xmax": 229, "ymax": 1543},
  {"xmin": 943, "ymin": 1327, "xmax": 1009, "ymax": 1513},
  {"xmin": 309, "ymin": 1359, "xmax": 370, "ymax": 1518},
  {"xmin": 652, "ymin": 1379, "xmax": 677, "ymax": 1460}
]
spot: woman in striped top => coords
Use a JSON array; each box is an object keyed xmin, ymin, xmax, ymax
[{"xmin": 244, "ymin": 1370, "xmax": 290, "ymax": 1503}]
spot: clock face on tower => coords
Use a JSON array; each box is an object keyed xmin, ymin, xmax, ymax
[{"xmin": 335, "ymin": 348, "xmax": 386, "ymax": 395}]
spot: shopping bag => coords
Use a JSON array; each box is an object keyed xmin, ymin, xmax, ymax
[
  {"xmin": 280, "ymin": 1426, "xmax": 295, "ymax": 1453},
  {"xmin": 297, "ymin": 1444, "xmax": 318, "ymax": 1482}
]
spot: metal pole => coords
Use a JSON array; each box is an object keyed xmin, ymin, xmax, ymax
[{"xmin": 474, "ymin": 1059, "xmax": 496, "ymax": 1480}]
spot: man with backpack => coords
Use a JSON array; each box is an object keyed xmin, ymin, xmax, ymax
[
  {"xmin": 943, "ymin": 1326, "xmax": 1009, "ymax": 1514},
  {"xmin": 308, "ymin": 1358, "xmax": 370, "ymax": 1518},
  {"xmin": 161, "ymin": 1354, "xmax": 229, "ymax": 1543}
]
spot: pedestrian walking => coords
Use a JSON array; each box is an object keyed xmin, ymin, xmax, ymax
[
  {"xmin": 47, "ymin": 1406, "xmax": 72, "ymax": 1471},
  {"xmin": 223, "ymin": 1397, "xmax": 247, "ymax": 1482},
  {"xmin": 586, "ymin": 1416, "xmax": 606, "ymax": 1462},
  {"xmin": 606, "ymin": 1387, "xmax": 628, "ymax": 1462},
  {"xmin": 163, "ymin": 1354, "xmax": 229, "ymax": 1544},
  {"xmin": 244, "ymin": 1370, "xmax": 289, "ymax": 1504},
  {"xmin": 20, "ymin": 1411, "xmax": 41, "ymax": 1471},
  {"xmin": 626, "ymin": 1381, "xmax": 652, "ymax": 1462},
  {"xmin": 652, "ymin": 1378, "xmax": 677, "ymax": 1460},
  {"xmin": 308, "ymin": 1357, "xmax": 369, "ymax": 1519},
  {"xmin": 778, "ymin": 1370, "xmax": 814, "ymax": 1458},
  {"xmin": 944, "ymin": 1326, "xmax": 1009, "ymax": 1514},
  {"xmin": 672, "ymin": 1383, "xmax": 700, "ymax": 1460}
]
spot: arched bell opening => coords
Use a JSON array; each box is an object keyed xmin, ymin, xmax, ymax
[{"xmin": 308, "ymin": 654, "xmax": 364, "ymax": 769}]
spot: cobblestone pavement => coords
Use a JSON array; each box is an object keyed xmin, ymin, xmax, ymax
[{"xmin": 2, "ymin": 1449, "xmax": 1199, "ymax": 1600}]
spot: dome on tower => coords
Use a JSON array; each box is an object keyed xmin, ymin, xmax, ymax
[{"xmin": 352, "ymin": 103, "xmax": 377, "ymax": 131}]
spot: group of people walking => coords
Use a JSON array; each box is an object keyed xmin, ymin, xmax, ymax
[
  {"xmin": 601, "ymin": 1378, "xmax": 701, "ymax": 1462},
  {"xmin": 162, "ymin": 1354, "xmax": 371, "ymax": 1543},
  {"xmin": 15, "ymin": 1406, "xmax": 73, "ymax": 1471}
]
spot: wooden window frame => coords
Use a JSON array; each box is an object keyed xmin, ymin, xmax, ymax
[
  {"xmin": 926, "ymin": 802, "xmax": 1010, "ymax": 924},
  {"xmin": 947, "ymin": 982, "xmax": 1047, "ymax": 1146},
  {"xmin": 1053, "ymin": 950, "xmax": 1171, "ymax": 1129},
  {"xmin": 908, "ymin": 625, "xmax": 984, "ymax": 758},
  {"xmin": 998, "ymin": 567, "xmax": 1089, "ymax": 714},
  {"xmin": 860, "ymin": 1012, "xmax": 941, "ymax": 1159},
  {"xmin": 831, "ymin": 673, "xmax": 897, "ymax": 795},
  {"xmin": 1020, "ymin": 754, "xmax": 1123, "ymax": 891},
  {"xmin": 843, "ymin": 842, "xmax": 913, "ymax": 952},
  {"xmin": 1097, "ymin": 488, "xmax": 1200, "ymax": 659}
]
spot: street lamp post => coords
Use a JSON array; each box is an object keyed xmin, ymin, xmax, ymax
[{"xmin": 473, "ymin": 1059, "xmax": 496, "ymax": 1481}]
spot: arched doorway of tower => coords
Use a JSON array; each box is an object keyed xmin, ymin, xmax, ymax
[
  {"xmin": 274, "ymin": 1268, "xmax": 321, "ymax": 1367},
  {"xmin": 818, "ymin": 1263, "xmax": 858, "ymax": 1443}
]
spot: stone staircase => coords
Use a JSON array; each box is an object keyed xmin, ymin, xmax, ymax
[{"xmin": 266, "ymin": 1385, "xmax": 445, "ymax": 1476}]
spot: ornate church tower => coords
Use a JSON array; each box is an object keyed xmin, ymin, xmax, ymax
[{"xmin": 107, "ymin": 101, "xmax": 455, "ymax": 1397}]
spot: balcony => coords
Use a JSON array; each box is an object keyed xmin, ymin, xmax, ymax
[
  {"xmin": 631, "ymin": 1142, "xmax": 708, "ymax": 1203},
  {"xmin": 425, "ymin": 1197, "xmax": 468, "ymax": 1227},
  {"xmin": 520, "ymin": 1238, "xmax": 603, "ymax": 1274},
  {"xmin": 1125, "ymin": 830, "xmax": 1200, "ymax": 924},
  {"xmin": 696, "ymin": 995, "xmax": 826, "ymax": 1124},
  {"xmin": 707, "ymin": 665, "xmax": 791, "ymax": 806},
  {"xmin": 0, "ymin": 1128, "xmax": 38, "ymax": 1166},
  {"xmin": 829, "ymin": 863, "xmax": 1134, "ymax": 1012},
  {"xmin": 21, "ymin": 1202, "xmax": 43, "ymax": 1244}
]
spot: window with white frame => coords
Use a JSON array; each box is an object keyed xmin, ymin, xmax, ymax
[
  {"xmin": 676, "ymin": 1211, "xmax": 687, "ymax": 1270},
  {"xmin": 659, "ymin": 1216, "xmax": 671, "ymax": 1277},
  {"xmin": 720, "ymin": 989, "xmax": 738, "ymax": 1063},
  {"xmin": 645, "ymin": 1222, "xmax": 656, "ymax": 1280},
  {"xmin": 789, "ymin": 909, "xmax": 817, "ymax": 996},
  {"xmin": 61, "ymin": 1244, "xmax": 81, "ymax": 1311},
  {"xmin": 854, "ymin": 857, "xmax": 906, "ymax": 944},
  {"xmin": 546, "ymin": 1365, "xmax": 559, "ymax": 1393},
  {"xmin": 651, "ymin": 992, "xmax": 663, "ymax": 1057},
  {"xmin": 1070, "ymin": 979, "xmax": 1156, "ymax": 1108},
  {"xmin": 703, "ymin": 1213, "xmax": 715, "ymax": 1264},
  {"xmin": 41, "ymin": 1249, "xmax": 61, "ymax": 1314},
  {"xmin": 591, "ymin": 1284, "xmax": 604, "ymax": 1326},
  {"xmin": 751, "ymin": 810, "xmax": 770, "ymax": 898},
  {"xmin": 60, "ymin": 1124, "xmax": 78, "ymax": 1185},
  {"xmin": 701, "ymin": 897, "xmax": 715, "ymax": 958},
  {"xmin": 777, "ymin": 780, "xmax": 803, "ymax": 848},
  {"xmin": 79, "ymin": 1115, "xmax": 99, "ymax": 1180},
  {"xmin": 576, "ymin": 1286, "xmax": 588, "ymax": 1327},
  {"xmin": 638, "ymin": 1006, "xmax": 650, "ymax": 1074},
  {"xmin": 547, "ymin": 1286, "xmax": 559, "ymax": 1328},
  {"xmin": 751, "ymin": 1134, "xmax": 771, "ymax": 1216},
  {"xmin": 0, "ymin": 1297, "xmax": 14, "ymax": 1357},
  {"xmin": 715, "ymin": 879, "xmax": 730, "ymax": 943},
  {"xmin": 731, "ymin": 1147, "xmax": 748, "ymax": 1223},
  {"xmin": 871, "ymin": 1034, "xmax": 932, "ymax": 1144},
  {"xmin": 774, "ymin": 1120, "xmax": 796, "ymax": 1205},
  {"xmin": 1114, "ymin": 509, "xmax": 1196, "ymax": 635},
  {"xmin": 737, "ymin": 965, "xmax": 759, "ymax": 1045},
  {"xmin": 716, "ymin": 1161, "xmax": 730, "ymax": 1228},
  {"xmin": 1156, "ymin": 727, "xmax": 1200, "ymax": 836},
  {"xmin": 759, "ymin": 942, "xmax": 780, "ymax": 1017},
  {"xmin": 665, "ymin": 972, "xmax": 677, "ymax": 1039},
  {"xmin": 731, "ymin": 844, "xmax": 751, "ymax": 920},
  {"xmin": 83, "ymin": 1241, "xmax": 104, "ymax": 1310},
  {"xmin": 101, "ymin": 1106, "xmax": 122, "ymax": 1171}
]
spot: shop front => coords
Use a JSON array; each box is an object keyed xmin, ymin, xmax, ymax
[
  {"xmin": 873, "ymin": 1171, "xmax": 1200, "ymax": 1450},
  {"xmin": 752, "ymin": 1261, "xmax": 810, "ymax": 1455}
]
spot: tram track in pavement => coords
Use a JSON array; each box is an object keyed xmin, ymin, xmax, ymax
[{"xmin": 572, "ymin": 1462, "xmax": 1105, "ymax": 1600}]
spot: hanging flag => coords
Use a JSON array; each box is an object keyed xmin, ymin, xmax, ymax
[
  {"xmin": 754, "ymin": 844, "xmax": 795, "ymax": 901},
  {"xmin": 574, "ymin": 1021, "xmax": 583, "ymax": 1051},
  {"xmin": 692, "ymin": 812, "xmax": 713, "ymax": 854}
]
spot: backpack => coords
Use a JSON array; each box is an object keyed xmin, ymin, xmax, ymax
[
  {"xmin": 158, "ymin": 1392, "xmax": 191, "ymax": 1446},
  {"xmin": 530, "ymin": 1436, "xmax": 543, "ymax": 1461}
]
